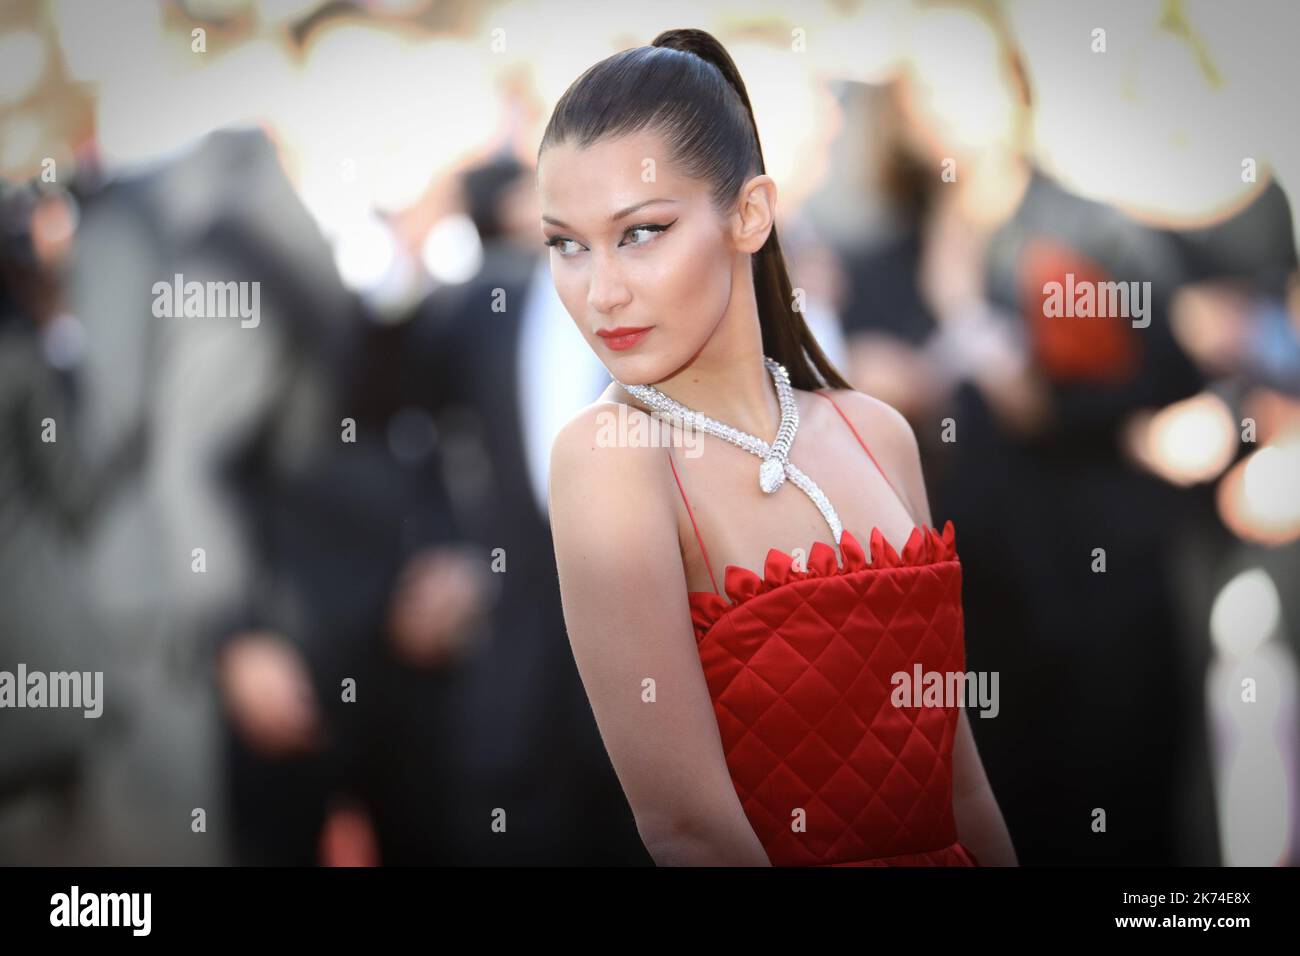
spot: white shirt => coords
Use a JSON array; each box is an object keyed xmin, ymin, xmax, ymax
[{"xmin": 516, "ymin": 256, "xmax": 610, "ymax": 523}]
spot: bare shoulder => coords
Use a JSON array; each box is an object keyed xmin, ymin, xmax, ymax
[
  {"xmin": 549, "ymin": 399, "xmax": 672, "ymax": 474},
  {"xmin": 814, "ymin": 388, "xmax": 919, "ymax": 460},
  {"xmin": 548, "ymin": 399, "xmax": 675, "ymax": 517},
  {"xmin": 815, "ymin": 387, "xmax": 932, "ymax": 525}
]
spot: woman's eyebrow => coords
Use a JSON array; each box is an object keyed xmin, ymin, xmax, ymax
[{"xmin": 542, "ymin": 198, "xmax": 678, "ymax": 230}]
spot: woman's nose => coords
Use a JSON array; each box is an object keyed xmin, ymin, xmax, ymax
[{"xmin": 587, "ymin": 250, "xmax": 632, "ymax": 314}]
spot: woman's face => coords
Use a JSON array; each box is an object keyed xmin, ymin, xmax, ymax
[{"xmin": 537, "ymin": 129, "xmax": 738, "ymax": 385}]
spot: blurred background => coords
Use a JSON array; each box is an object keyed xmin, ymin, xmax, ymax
[{"xmin": 1, "ymin": 0, "xmax": 1297, "ymax": 866}]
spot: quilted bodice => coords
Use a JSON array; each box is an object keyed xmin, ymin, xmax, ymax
[{"xmin": 687, "ymin": 519, "xmax": 977, "ymax": 867}]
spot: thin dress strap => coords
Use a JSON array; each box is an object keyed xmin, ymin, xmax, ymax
[
  {"xmin": 666, "ymin": 448, "xmax": 721, "ymax": 596},
  {"xmin": 814, "ymin": 390, "xmax": 917, "ymax": 525}
]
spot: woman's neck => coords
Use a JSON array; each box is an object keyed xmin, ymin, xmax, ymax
[{"xmin": 621, "ymin": 277, "xmax": 782, "ymax": 440}]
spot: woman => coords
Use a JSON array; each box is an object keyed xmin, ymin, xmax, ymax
[{"xmin": 541, "ymin": 28, "xmax": 1016, "ymax": 866}]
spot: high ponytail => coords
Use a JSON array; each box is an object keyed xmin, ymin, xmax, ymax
[{"xmin": 539, "ymin": 27, "xmax": 852, "ymax": 392}]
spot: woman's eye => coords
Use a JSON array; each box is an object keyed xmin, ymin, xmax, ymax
[
  {"xmin": 545, "ymin": 222, "xmax": 671, "ymax": 256},
  {"xmin": 545, "ymin": 236, "xmax": 581, "ymax": 256},
  {"xmin": 621, "ymin": 223, "xmax": 669, "ymax": 246}
]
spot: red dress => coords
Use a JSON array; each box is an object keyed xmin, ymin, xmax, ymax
[{"xmin": 667, "ymin": 391, "xmax": 979, "ymax": 867}]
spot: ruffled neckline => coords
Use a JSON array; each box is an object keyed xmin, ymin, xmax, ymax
[{"xmin": 688, "ymin": 519, "xmax": 958, "ymax": 637}]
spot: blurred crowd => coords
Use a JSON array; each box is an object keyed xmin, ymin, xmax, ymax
[{"xmin": 1, "ymin": 0, "xmax": 1298, "ymax": 866}]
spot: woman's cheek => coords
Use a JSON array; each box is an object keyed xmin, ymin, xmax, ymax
[
  {"xmin": 651, "ymin": 245, "xmax": 703, "ymax": 310},
  {"xmin": 690, "ymin": 250, "xmax": 732, "ymax": 322}
]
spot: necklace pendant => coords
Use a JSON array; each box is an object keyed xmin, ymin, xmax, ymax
[{"xmin": 759, "ymin": 457, "xmax": 785, "ymax": 494}]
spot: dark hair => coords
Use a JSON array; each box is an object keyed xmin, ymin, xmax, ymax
[
  {"xmin": 462, "ymin": 154, "xmax": 528, "ymax": 243},
  {"xmin": 537, "ymin": 27, "xmax": 851, "ymax": 391}
]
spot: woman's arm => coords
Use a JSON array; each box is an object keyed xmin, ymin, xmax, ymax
[
  {"xmin": 829, "ymin": 389, "xmax": 1018, "ymax": 865},
  {"xmin": 548, "ymin": 404, "xmax": 771, "ymax": 866},
  {"xmin": 952, "ymin": 707, "xmax": 1018, "ymax": 865}
]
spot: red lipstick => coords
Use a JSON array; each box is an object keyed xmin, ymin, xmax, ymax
[{"xmin": 596, "ymin": 326, "xmax": 652, "ymax": 351}]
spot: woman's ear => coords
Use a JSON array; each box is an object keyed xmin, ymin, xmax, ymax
[{"xmin": 732, "ymin": 174, "xmax": 777, "ymax": 254}]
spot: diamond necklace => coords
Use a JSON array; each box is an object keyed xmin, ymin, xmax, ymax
[{"xmin": 613, "ymin": 356, "xmax": 843, "ymax": 544}]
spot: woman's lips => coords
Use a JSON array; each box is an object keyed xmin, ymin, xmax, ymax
[{"xmin": 596, "ymin": 326, "xmax": 653, "ymax": 351}]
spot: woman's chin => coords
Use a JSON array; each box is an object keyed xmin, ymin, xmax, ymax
[{"xmin": 599, "ymin": 352, "xmax": 666, "ymax": 386}]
